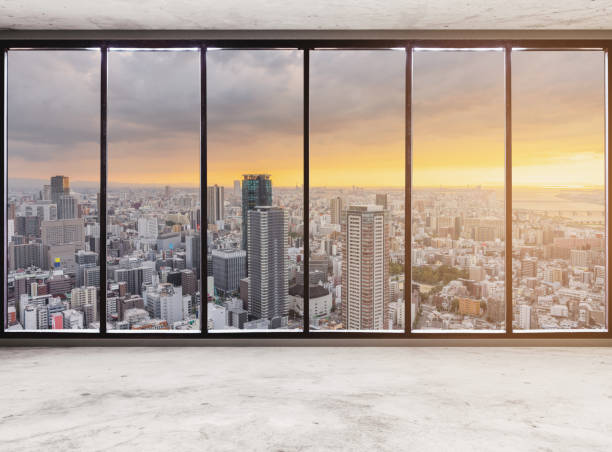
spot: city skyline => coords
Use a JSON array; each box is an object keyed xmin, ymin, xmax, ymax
[{"xmin": 6, "ymin": 170, "xmax": 606, "ymax": 331}]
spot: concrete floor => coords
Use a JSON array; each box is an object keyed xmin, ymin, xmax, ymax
[{"xmin": 0, "ymin": 347, "xmax": 611, "ymax": 451}]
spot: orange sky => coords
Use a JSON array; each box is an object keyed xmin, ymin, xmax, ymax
[{"xmin": 7, "ymin": 50, "xmax": 606, "ymax": 190}]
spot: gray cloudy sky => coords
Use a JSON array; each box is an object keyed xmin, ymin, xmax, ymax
[{"xmin": 6, "ymin": 48, "xmax": 605, "ymax": 190}]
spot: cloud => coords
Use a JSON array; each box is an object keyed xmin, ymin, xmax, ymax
[
  {"xmin": 7, "ymin": 50, "xmax": 100, "ymax": 161},
  {"xmin": 6, "ymin": 48, "xmax": 606, "ymax": 189}
]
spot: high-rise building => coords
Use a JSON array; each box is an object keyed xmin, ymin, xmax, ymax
[
  {"xmin": 15, "ymin": 215, "xmax": 41, "ymax": 238},
  {"xmin": 330, "ymin": 196, "xmax": 344, "ymax": 225},
  {"xmin": 375, "ymin": 193, "xmax": 388, "ymax": 211},
  {"xmin": 341, "ymin": 205, "xmax": 390, "ymax": 330},
  {"xmin": 41, "ymin": 218, "xmax": 85, "ymax": 247},
  {"xmin": 50, "ymin": 175, "xmax": 70, "ymax": 207},
  {"xmin": 144, "ymin": 283, "xmax": 188, "ymax": 326},
  {"xmin": 521, "ymin": 257, "xmax": 538, "ymax": 278},
  {"xmin": 233, "ymin": 180, "xmax": 241, "ymax": 197},
  {"xmin": 42, "ymin": 184, "xmax": 52, "ymax": 201},
  {"xmin": 185, "ymin": 233, "xmax": 201, "ymax": 274},
  {"xmin": 247, "ymin": 206, "xmax": 288, "ymax": 321},
  {"xmin": 75, "ymin": 250, "xmax": 98, "ymax": 286},
  {"xmin": 17, "ymin": 202, "xmax": 57, "ymax": 221},
  {"xmin": 212, "ymin": 249, "xmax": 247, "ymax": 296},
  {"xmin": 84, "ymin": 266, "xmax": 101, "ymax": 288},
  {"xmin": 83, "ymin": 303, "xmax": 96, "ymax": 327},
  {"xmin": 114, "ymin": 266, "xmax": 153, "ymax": 296},
  {"xmin": 57, "ymin": 194, "xmax": 77, "ymax": 220},
  {"xmin": 207, "ymin": 185, "xmax": 225, "ymax": 225},
  {"xmin": 138, "ymin": 217, "xmax": 159, "ymax": 239},
  {"xmin": 71, "ymin": 286, "xmax": 96, "ymax": 310},
  {"xmin": 180, "ymin": 269, "xmax": 197, "ymax": 296},
  {"xmin": 242, "ymin": 174, "xmax": 272, "ymax": 250},
  {"xmin": 8, "ymin": 242, "xmax": 44, "ymax": 270},
  {"xmin": 519, "ymin": 304, "xmax": 532, "ymax": 329}
]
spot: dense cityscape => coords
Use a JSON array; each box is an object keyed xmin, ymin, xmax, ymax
[{"xmin": 4, "ymin": 175, "xmax": 607, "ymax": 332}]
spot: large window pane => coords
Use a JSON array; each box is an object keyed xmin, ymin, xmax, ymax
[
  {"xmin": 512, "ymin": 51, "xmax": 606, "ymax": 331},
  {"xmin": 412, "ymin": 50, "xmax": 506, "ymax": 331},
  {"xmin": 106, "ymin": 49, "xmax": 201, "ymax": 332},
  {"xmin": 6, "ymin": 50, "xmax": 100, "ymax": 331},
  {"xmin": 310, "ymin": 50, "xmax": 405, "ymax": 331},
  {"xmin": 207, "ymin": 50, "xmax": 303, "ymax": 332}
]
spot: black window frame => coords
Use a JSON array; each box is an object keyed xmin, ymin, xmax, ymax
[{"xmin": 1, "ymin": 39, "xmax": 610, "ymax": 340}]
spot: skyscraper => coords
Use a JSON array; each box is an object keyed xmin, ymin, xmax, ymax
[
  {"xmin": 75, "ymin": 250, "xmax": 98, "ymax": 286},
  {"xmin": 185, "ymin": 233, "xmax": 201, "ymax": 274},
  {"xmin": 341, "ymin": 205, "xmax": 390, "ymax": 330},
  {"xmin": 207, "ymin": 185, "xmax": 225, "ymax": 225},
  {"xmin": 42, "ymin": 184, "xmax": 52, "ymax": 201},
  {"xmin": 247, "ymin": 206, "xmax": 288, "ymax": 322},
  {"xmin": 50, "ymin": 175, "xmax": 70, "ymax": 207},
  {"xmin": 57, "ymin": 194, "xmax": 77, "ymax": 220},
  {"xmin": 330, "ymin": 196, "xmax": 344, "ymax": 225},
  {"xmin": 233, "ymin": 180, "xmax": 241, "ymax": 197},
  {"xmin": 241, "ymin": 174, "xmax": 272, "ymax": 250},
  {"xmin": 212, "ymin": 249, "xmax": 247, "ymax": 296},
  {"xmin": 8, "ymin": 242, "xmax": 44, "ymax": 270},
  {"xmin": 375, "ymin": 193, "xmax": 388, "ymax": 211}
]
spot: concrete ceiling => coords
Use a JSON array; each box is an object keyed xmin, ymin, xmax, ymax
[{"xmin": 0, "ymin": 0, "xmax": 611, "ymax": 31}]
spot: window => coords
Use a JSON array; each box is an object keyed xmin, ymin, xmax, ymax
[
  {"xmin": 310, "ymin": 50, "xmax": 406, "ymax": 331},
  {"xmin": 1, "ymin": 42, "xmax": 609, "ymax": 338},
  {"xmin": 5, "ymin": 50, "xmax": 100, "ymax": 331},
  {"xmin": 106, "ymin": 49, "xmax": 201, "ymax": 332},
  {"xmin": 206, "ymin": 50, "xmax": 303, "ymax": 331},
  {"xmin": 512, "ymin": 50, "xmax": 606, "ymax": 331},
  {"xmin": 412, "ymin": 49, "xmax": 506, "ymax": 331}
]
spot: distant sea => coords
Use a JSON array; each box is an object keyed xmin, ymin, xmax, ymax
[{"xmin": 505, "ymin": 187, "xmax": 605, "ymax": 214}]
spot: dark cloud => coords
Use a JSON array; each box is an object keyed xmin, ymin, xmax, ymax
[
  {"xmin": 108, "ymin": 49, "xmax": 200, "ymax": 149},
  {"xmin": 310, "ymin": 50, "xmax": 405, "ymax": 136},
  {"xmin": 7, "ymin": 50, "xmax": 100, "ymax": 162},
  {"xmin": 207, "ymin": 49, "xmax": 303, "ymax": 147},
  {"xmin": 513, "ymin": 51, "xmax": 604, "ymax": 132},
  {"xmin": 7, "ymin": 48, "xmax": 605, "ymax": 187},
  {"xmin": 413, "ymin": 50, "xmax": 505, "ymax": 140}
]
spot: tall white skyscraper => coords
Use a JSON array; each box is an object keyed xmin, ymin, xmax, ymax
[
  {"xmin": 248, "ymin": 206, "xmax": 288, "ymax": 322},
  {"xmin": 342, "ymin": 205, "xmax": 390, "ymax": 330}
]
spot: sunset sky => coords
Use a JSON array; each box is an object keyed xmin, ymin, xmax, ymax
[{"xmin": 7, "ymin": 49, "xmax": 605, "ymax": 189}]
